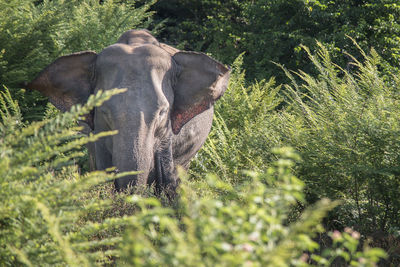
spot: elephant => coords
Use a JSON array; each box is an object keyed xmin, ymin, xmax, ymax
[{"xmin": 26, "ymin": 29, "xmax": 230, "ymax": 195}]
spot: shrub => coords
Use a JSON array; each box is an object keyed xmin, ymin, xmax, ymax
[
  {"xmin": 192, "ymin": 43, "xmax": 400, "ymax": 262},
  {"xmin": 0, "ymin": 0, "xmax": 154, "ymax": 120},
  {"xmin": 0, "ymin": 87, "xmax": 136, "ymax": 266},
  {"xmin": 153, "ymin": 1, "xmax": 400, "ymax": 82},
  {"xmin": 277, "ymin": 42, "xmax": 400, "ymax": 234},
  {"xmin": 120, "ymin": 148, "xmax": 386, "ymax": 266},
  {"xmin": 191, "ymin": 54, "xmax": 282, "ymax": 183}
]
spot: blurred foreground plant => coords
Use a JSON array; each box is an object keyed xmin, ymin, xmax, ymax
[
  {"xmin": 120, "ymin": 148, "xmax": 386, "ymax": 266},
  {"xmin": 0, "ymin": 87, "xmax": 135, "ymax": 266}
]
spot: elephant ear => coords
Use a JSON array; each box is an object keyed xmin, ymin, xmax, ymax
[
  {"xmin": 26, "ymin": 51, "xmax": 97, "ymax": 113},
  {"xmin": 171, "ymin": 52, "xmax": 230, "ymax": 134}
]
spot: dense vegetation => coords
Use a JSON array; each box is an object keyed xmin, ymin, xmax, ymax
[
  {"xmin": 153, "ymin": 0, "xmax": 400, "ymax": 81},
  {"xmin": 1, "ymin": 0, "xmax": 399, "ymax": 265},
  {"xmin": 0, "ymin": 0, "xmax": 154, "ymax": 120},
  {"xmin": 0, "ymin": 88, "xmax": 386, "ymax": 266}
]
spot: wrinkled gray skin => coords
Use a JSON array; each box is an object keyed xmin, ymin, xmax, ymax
[{"xmin": 27, "ymin": 30, "xmax": 230, "ymax": 195}]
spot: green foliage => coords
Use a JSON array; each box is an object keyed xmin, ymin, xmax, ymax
[
  {"xmin": 191, "ymin": 54, "xmax": 282, "ymax": 183},
  {"xmin": 277, "ymin": 43, "xmax": 400, "ymax": 233},
  {"xmin": 1, "ymin": 1, "xmax": 398, "ymax": 264},
  {"xmin": 0, "ymin": 0, "xmax": 154, "ymax": 120},
  {"xmin": 192, "ymin": 44, "xmax": 399, "ymax": 262},
  {"xmin": 120, "ymin": 148, "xmax": 385, "ymax": 266},
  {"xmin": 236, "ymin": 0, "xmax": 400, "ymax": 81},
  {"xmin": 153, "ymin": 0, "xmax": 400, "ymax": 82},
  {"xmin": 0, "ymin": 87, "xmax": 135, "ymax": 266},
  {"xmin": 313, "ymin": 228, "xmax": 386, "ymax": 266},
  {"xmin": 0, "ymin": 85, "xmax": 385, "ymax": 265}
]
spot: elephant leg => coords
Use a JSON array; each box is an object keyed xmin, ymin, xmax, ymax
[
  {"xmin": 78, "ymin": 120, "xmax": 97, "ymax": 172},
  {"xmin": 94, "ymin": 137, "xmax": 112, "ymax": 171},
  {"xmin": 86, "ymin": 142, "xmax": 96, "ymax": 171}
]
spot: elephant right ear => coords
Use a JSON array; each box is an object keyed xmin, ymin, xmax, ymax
[
  {"xmin": 171, "ymin": 52, "xmax": 230, "ymax": 135},
  {"xmin": 26, "ymin": 51, "xmax": 97, "ymax": 112}
]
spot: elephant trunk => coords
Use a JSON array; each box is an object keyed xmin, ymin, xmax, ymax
[
  {"xmin": 112, "ymin": 125, "xmax": 153, "ymax": 191},
  {"xmin": 111, "ymin": 124, "xmax": 178, "ymax": 195}
]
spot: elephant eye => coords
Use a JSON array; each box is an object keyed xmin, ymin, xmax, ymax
[{"xmin": 158, "ymin": 108, "xmax": 168, "ymax": 117}]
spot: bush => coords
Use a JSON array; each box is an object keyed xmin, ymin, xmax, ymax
[
  {"xmin": 120, "ymin": 148, "xmax": 386, "ymax": 266},
  {"xmin": 191, "ymin": 54, "xmax": 282, "ymax": 183},
  {"xmin": 153, "ymin": 0, "xmax": 400, "ymax": 82},
  {"xmin": 0, "ymin": 87, "xmax": 136, "ymax": 266},
  {"xmin": 0, "ymin": 0, "xmax": 154, "ymax": 120},
  {"xmin": 277, "ymin": 42, "xmax": 400, "ymax": 234},
  {"xmin": 192, "ymin": 43, "xmax": 400, "ymax": 262}
]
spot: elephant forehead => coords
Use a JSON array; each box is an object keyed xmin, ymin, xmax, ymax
[
  {"xmin": 98, "ymin": 43, "xmax": 172, "ymax": 70},
  {"xmin": 95, "ymin": 43, "xmax": 173, "ymax": 110},
  {"xmin": 116, "ymin": 29, "xmax": 159, "ymax": 46},
  {"xmin": 95, "ymin": 43, "xmax": 174, "ymax": 96}
]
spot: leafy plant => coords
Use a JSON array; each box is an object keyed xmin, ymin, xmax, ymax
[
  {"xmin": 0, "ymin": 0, "xmax": 155, "ymax": 120},
  {"xmin": 192, "ymin": 43, "xmax": 400, "ymax": 263},
  {"xmin": 191, "ymin": 54, "xmax": 282, "ymax": 183},
  {"xmin": 153, "ymin": 0, "xmax": 400, "ymax": 82},
  {"xmin": 0, "ymin": 84, "xmax": 386, "ymax": 266},
  {"xmin": 120, "ymin": 148, "xmax": 386, "ymax": 266},
  {"xmin": 277, "ymin": 42, "xmax": 400, "ymax": 234},
  {"xmin": 0, "ymin": 87, "xmax": 135, "ymax": 266},
  {"xmin": 313, "ymin": 228, "xmax": 385, "ymax": 266}
]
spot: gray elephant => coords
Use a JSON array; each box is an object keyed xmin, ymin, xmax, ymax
[{"xmin": 27, "ymin": 29, "xmax": 230, "ymax": 194}]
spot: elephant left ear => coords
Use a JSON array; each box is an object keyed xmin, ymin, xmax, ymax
[
  {"xmin": 26, "ymin": 51, "xmax": 97, "ymax": 112},
  {"xmin": 25, "ymin": 51, "xmax": 97, "ymax": 129},
  {"xmin": 171, "ymin": 52, "xmax": 230, "ymax": 134}
]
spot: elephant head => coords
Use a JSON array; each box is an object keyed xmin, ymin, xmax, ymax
[{"xmin": 27, "ymin": 29, "xmax": 230, "ymax": 194}]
